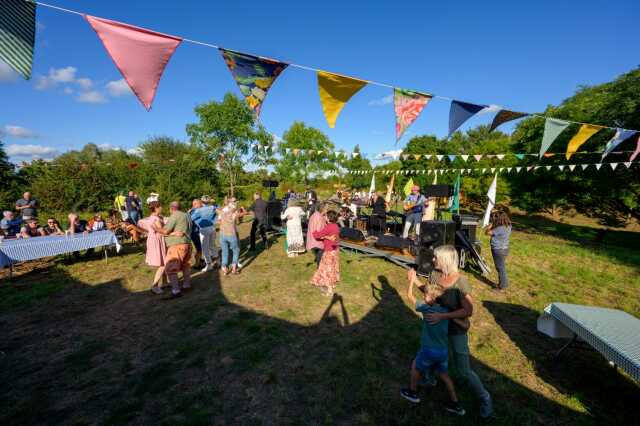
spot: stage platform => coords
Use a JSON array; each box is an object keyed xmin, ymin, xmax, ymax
[{"xmin": 338, "ymin": 240, "xmax": 418, "ymax": 271}]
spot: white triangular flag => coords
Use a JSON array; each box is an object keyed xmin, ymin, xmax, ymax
[
  {"xmin": 496, "ymin": 154, "xmax": 505, "ymax": 160},
  {"xmin": 482, "ymin": 168, "xmax": 487, "ymax": 174},
  {"xmin": 534, "ymin": 166, "xmax": 541, "ymax": 171},
  {"xmin": 402, "ymin": 154, "xmax": 410, "ymax": 160},
  {"xmin": 624, "ymin": 162, "xmax": 632, "ymax": 168},
  {"xmin": 490, "ymin": 168, "xmax": 496, "ymax": 173},
  {"xmin": 499, "ymin": 167, "xmax": 505, "ymax": 172},
  {"xmin": 486, "ymin": 154, "xmax": 495, "ymax": 158},
  {"xmin": 581, "ymin": 164, "xmax": 589, "ymax": 170},
  {"xmin": 609, "ymin": 163, "xmax": 618, "ymax": 170},
  {"xmin": 545, "ymin": 165, "xmax": 552, "ymax": 171},
  {"xmin": 436, "ymin": 155, "xmax": 444, "ymax": 161},
  {"xmin": 425, "ymin": 154, "xmax": 432, "ymax": 160},
  {"xmin": 461, "ymin": 155, "xmax": 469, "ymax": 162},
  {"xmin": 467, "ymin": 169, "xmax": 471, "ymax": 174},
  {"xmin": 595, "ymin": 163, "xmax": 602, "ymax": 170},
  {"xmin": 569, "ymin": 165, "xmax": 576, "ymax": 171},
  {"xmin": 507, "ymin": 167, "xmax": 512, "ymax": 173},
  {"xmin": 558, "ymin": 165, "xmax": 565, "ymax": 171},
  {"xmin": 482, "ymin": 173, "xmax": 498, "ymax": 227},
  {"xmin": 433, "ymin": 173, "xmax": 438, "ymax": 184}
]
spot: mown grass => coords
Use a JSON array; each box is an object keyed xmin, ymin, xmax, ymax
[{"xmin": 0, "ymin": 214, "xmax": 638, "ymax": 425}]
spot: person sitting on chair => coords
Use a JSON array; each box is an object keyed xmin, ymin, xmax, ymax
[
  {"xmin": 403, "ymin": 185, "xmax": 427, "ymax": 239},
  {"xmin": 20, "ymin": 218, "xmax": 47, "ymax": 238}
]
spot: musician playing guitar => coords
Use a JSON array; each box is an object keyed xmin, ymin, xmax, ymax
[{"xmin": 402, "ymin": 185, "xmax": 427, "ymax": 239}]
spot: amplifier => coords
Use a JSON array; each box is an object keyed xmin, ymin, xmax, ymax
[
  {"xmin": 340, "ymin": 227, "xmax": 366, "ymax": 242},
  {"xmin": 420, "ymin": 220, "xmax": 456, "ymax": 246},
  {"xmin": 416, "ymin": 246, "xmax": 435, "ymax": 275},
  {"xmin": 375, "ymin": 235, "xmax": 411, "ymax": 251}
]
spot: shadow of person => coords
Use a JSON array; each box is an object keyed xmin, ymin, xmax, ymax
[
  {"xmin": 483, "ymin": 301, "xmax": 640, "ymax": 423},
  {"xmin": 0, "ymin": 262, "xmax": 601, "ymax": 424}
]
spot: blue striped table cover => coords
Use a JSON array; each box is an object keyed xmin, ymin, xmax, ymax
[
  {"xmin": 544, "ymin": 303, "xmax": 640, "ymax": 382},
  {"xmin": 0, "ymin": 230, "xmax": 121, "ymax": 268}
]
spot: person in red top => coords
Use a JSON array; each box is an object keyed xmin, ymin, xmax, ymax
[{"xmin": 310, "ymin": 210, "xmax": 341, "ymax": 296}]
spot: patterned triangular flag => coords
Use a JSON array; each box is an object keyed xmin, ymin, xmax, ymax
[
  {"xmin": 219, "ymin": 49, "xmax": 288, "ymax": 115},
  {"xmin": 489, "ymin": 109, "xmax": 528, "ymax": 132},
  {"xmin": 540, "ymin": 118, "xmax": 570, "ymax": 157},
  {"xmin": 566, "ymin": 124, "xmax": 605, "ymax": 159},
  {"xmin": 317, "ymin": 71, "xmax": 367, "ymax": 128},
  {"xmin": 85, "ymin": 15, "xmax": 182, "ymax": 110},
  {"xmin": 394, "ymin": 88, "xmax": 432, "ymax": 141},
  {"xmin": 602, "ymin": 129, "xmax": 636, "ymax": 158},
  {"xmin": 0, "ymin": 0, "xmax": 36, "ymax": 79},
  {"xmin": 448, "ymin": 100, "xmax": 487, "ymax": 138}
]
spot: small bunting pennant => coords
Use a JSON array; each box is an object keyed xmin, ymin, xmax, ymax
[
  {"xmin": 566, "ymin": 124, "xmax": 604, "ymax": 159},
  {"xmin": 624, "ymin": 162, "xmax": 632, "ymax": 168},
  {"xmin": 545, "ymin": 165, "xmax": 552, "ymax": 171},
  {"xmin": 516, "ymin": 167, "xmax": 522, "ymax": 173},
  {"xmin": 581, "ymin": 164, "xmax": 589, "ymax": 170},
  {"xmin": 219, "ymin": 49, "xmax": 288, "ymax": 115},
  {"xmin": 474, "ymin": 154, "xmax": 483, "ymax": 161},
  {"xmin": 595, "ymin": 163, "xmax": 602, "ymax": 170},
  {"xmin": 394, "ymin": 88, "xmax": 432, "ymax": 141},
  {"xmin": 448, "ymin": 100, "xmax": 487, "ymax": 138},
  {"xmin": 489, "ymin": 110, "xmax": 528, "ymax": 132},
  {"xmin": 540, "ymin": 118, "xmax": 570, "ymax": 157},
  {"xmin": 425, "ymin": 155, "xmax": 432, "ymax": 160},
  {"xmin": 460, "ymin": 155, "xmax": 469, "ymax": 162},
  {"xmin": 436, "ymin": 155, "xmax": 444, "ymax": 161},
  {"xmin": 630, "ymin": 136, "xmax": 640, "ymax": 161},
  {"xmin": 85, "ymin": 15, "xmax": 182, "ymax": 110},
  {"xmin": 515, "ymin": 154, "xmax": 525, "ymax": 160},
  {"xmin": 317, "ymin": 71, "xmax": 367, "ymax": 128},
  {"xmin": 609, "ymin": 163, "xmax": 618, "ymax": 170},
  {"xmin": 0, "ymin": 0, "xmax": 36, "ymax": 79},
  {"xmin": 448, "ymin": 155, "xmax": 457, "ymax": 162},
  {"xmin": 496, "ymin": 154, "xmax": 505, "ymax": 160},
  {"xmin": 414, "ymin": 154, "xmax": 422, "ymax": 160},
  {"xmin": 558, "ymin": 165, "xmax": 565, "ymax": 171},
  {"xmin": 568, "ymin": 165, "xmax": 576, "ymax": 171}
]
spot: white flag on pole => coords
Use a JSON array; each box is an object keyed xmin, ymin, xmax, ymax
[
  {"xmin": 482, "ymin": 173, "xmax": 498, "ymax": 227},
  {"xmin": 369, "ymin": 173, "xmax": 376, "ymax": 195}
]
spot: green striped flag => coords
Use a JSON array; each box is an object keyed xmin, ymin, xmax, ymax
[{"xmin": 0, "ymin": 0, "xmax": 37, "ymax": 80}]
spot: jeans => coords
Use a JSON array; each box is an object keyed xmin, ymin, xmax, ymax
[
  {"xmin": 128, "ymin": 210, "xmax": 139, "ymax": 225},
  {"xmin": 312, "ymin": 247, "xmax": 324, "ymax": 268},
  {"xmin": 491, "ymin": 248, "xmax": 509, "ymax": 289},
  {"xmin": 199, "ymin": 226, "xmax": 217, "ymax": 265},
  {"xmin": 220, "ymin": 234, "xmax": 239, "ymax": 267},
  {"xmin": 250, "ymin": 220, "xmax": 267, "ymax": 250}
]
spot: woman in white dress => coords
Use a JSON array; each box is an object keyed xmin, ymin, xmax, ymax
[{"xmin": 281, "ymin": 199, "xmax": 306, "ymax": 257}]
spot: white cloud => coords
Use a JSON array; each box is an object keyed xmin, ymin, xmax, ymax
[
  {"xmin": 35, "ymin": 66, "xmax": 77, "ymax": 90},
  {"xmin": 368, "ymin": 94, "xmax": 393, "ymax": 107},
  {"xmin": 2, "ymin": 125, "xmax": 38, "ymax": 139},
  {"xmin": 76, "ymin": 77, "xmax": 93, "ymax": 90},
  {"xmin": 126, "ymin": 147, "xmax": 143, "ymax": 156},
  {"xmin": 0, "ymin": 61, "xmax": 19, "ymax": 82},
  {"xmin": 6, "ymin": 144, "xmax": 59, "ymax": 161},
  {"xmin": 105, "ymin": 79, "xmax": 132, "ymax": 97},
  {"xmin": 77, "ymin": 90, "xmax": 107, "ymax": 104},
  {"xmin": 378, "ymin": 149, "xmax": 403, "ymax": 160}
]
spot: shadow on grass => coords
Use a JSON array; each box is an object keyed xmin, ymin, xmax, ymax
[
  {"xmin": 0, "ymin": 264, "xmax": 603, "ymax": 424},
  {"xmin": 512, "ymin": 213, "xmax": 640, "ymax": 269},
  {"xmin": 483, "ymin": 301, "xmax": 640, "ymax": 425}
]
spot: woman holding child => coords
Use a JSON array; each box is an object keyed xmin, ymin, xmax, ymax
[{"xmin": 403, "ymin": 245, "xmax": 493, "ymax": 419}]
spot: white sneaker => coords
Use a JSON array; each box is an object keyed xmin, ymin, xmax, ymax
[{"xmin": 201, "ymin": 263, "xmax": 211, "ymax": 273}]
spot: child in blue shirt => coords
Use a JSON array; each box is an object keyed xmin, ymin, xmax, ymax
[{"xmin": 401, "ymin": 268, "xmax": 465, "ymax": 416}]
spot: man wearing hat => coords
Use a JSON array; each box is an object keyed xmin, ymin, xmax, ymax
[{"xmin": 402, "ymin": 185, "xmax": 427, "ymax": 239}]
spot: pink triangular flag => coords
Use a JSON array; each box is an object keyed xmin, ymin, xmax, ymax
[
  {"xmin": 85, "ymin": 15, "xmax": 182, "ymax": 110},
  {"xmin": 527, "ymin": 166, "xmax": 534, "ymax": 172},
  {"xmin": 630, "ymin": 136, "xmax": 640, "ymax": 161},
  {"xmin": 474, "ymin": 154, "xmax": 483, "ymax": 161},
  {"xmin": 624, "ymin": 162, "xmax": 632, "ymax": 168}
]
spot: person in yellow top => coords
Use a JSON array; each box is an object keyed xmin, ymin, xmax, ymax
[{"xmin": 114, "ymin": 192, "xmax": 127, "ymax": 220}]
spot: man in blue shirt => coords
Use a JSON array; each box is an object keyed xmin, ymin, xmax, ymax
[
  {"xmin": 1, "ymin": 211, "xmax": 22, "ymax": 238},
  {"xmin": 402, "ymin": 185, "xmax": 426, "ymax": 239},
  {"xmin": 190, "ymin": 198, "xmax": 218, "ymax": 272},
  {"xmin": 400, "ymin": 269, "xmax": 465, "ymax": 416}
]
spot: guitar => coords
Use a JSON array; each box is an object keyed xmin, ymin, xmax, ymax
[{"xmin": 403, "ymin": 201, "xmax": 417, "ymax": 212}]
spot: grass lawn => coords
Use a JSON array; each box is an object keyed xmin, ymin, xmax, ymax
[{"xmin": 0, "ymin": 215, "xmax": 638, "ymax": 425}]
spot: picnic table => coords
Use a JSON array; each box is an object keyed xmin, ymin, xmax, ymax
[
  {"xmin": 537, "ymin": 302, "xmax": 640, "ymax": 382},
  {"xmin": 0, "ymin": 230, "xmax": 121, "ymax": 277}
]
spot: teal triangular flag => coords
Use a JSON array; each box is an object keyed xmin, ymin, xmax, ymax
[
  {"xmin": 515, "ymin": 153, "xmax": 525, "ymax": 160},
  {"xmin": 449, "ymin": 173, "xmax": 461, "ymax": 213},
  {"xmin": 539, "ymin": 118, "xmax": 570, "ymax": 157},
  {"xmin": 0, "ymin": 0, "xmax": 36, "ymax": 79}
]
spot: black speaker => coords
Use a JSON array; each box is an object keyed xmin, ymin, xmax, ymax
[
  {"xmin": 420, "ymin": 220, "xmax": 456, "ymax": 246},
  {"xmin": 416, "ymin": 246, "xmax": 435, "ymax": 275},
  {"xmin": 340, "ymin": 227, "xmax": 366, "ymax": 242},
  {"xmin": 266, "ymin": 200, "xmax": 283, "ymax": 228},
  {"xmin": 375, "ymin": 235, "xmax": 410, "ymax": 251},
  {"xmin": 262, "ymin": 179, "xmax": 279, "ymax": 188},
  {"xmin": 423, "ymin": 184, "xmax": 453, "ymax": 198},
  {"xmin": 453, "ymin": 214, "xmax": 479, "ymax": 244}
]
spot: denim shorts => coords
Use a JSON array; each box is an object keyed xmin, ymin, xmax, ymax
[{"xmin": 415, "ymin": 346, "xmax": 448, "ymax": 374}]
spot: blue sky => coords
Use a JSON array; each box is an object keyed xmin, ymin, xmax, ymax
[{"xmin": 1, "ymin": 0, "xmax": 638, "ymax": 163}]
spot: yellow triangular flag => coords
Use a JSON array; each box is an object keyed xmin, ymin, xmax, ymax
[
  {"xmin": 403, "ymin": 178, "xmax": 414, "ymax": 197},
  {"xmin": 317, "ymin": 71, "xmax": 368, "ymax": 128},
  {"xmin": 566, "ymin": 124, "xmax": 605, "ymax": 159}
]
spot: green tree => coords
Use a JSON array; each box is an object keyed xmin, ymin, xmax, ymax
[
  {"xmin": 0, "ymin": 140, "xmax": 19, "ymax": 211},
  {"xmin": 186, "ymin": 93, "xmax": 272, "ymax": 196},
  {"xmin": 275, "ymin": 121, "xmax": 336, "ymax": 185},
  {"xmin": 509, "ymin": 68, "xmax": 640, "ymax": 224},
  {"xmin": 341, "ymin": 144, "xmax": 372, "ymax": 188}
]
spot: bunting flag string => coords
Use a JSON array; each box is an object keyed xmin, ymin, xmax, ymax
[
  {"xmin": 85, "ymin": 15, "xmax": 182, "ymax": 110},
  {"xmin": 219, "ymin": 49, "xmax": 288, "ymax": 115},
  {"xmin": 4, "ymin": 0, "xmax": 640, "ymax": 159}
]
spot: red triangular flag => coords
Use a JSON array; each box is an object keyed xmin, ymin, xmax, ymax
[{"xmin": 85, "ymin": 15, "xmax": 182, "ymax": 110}]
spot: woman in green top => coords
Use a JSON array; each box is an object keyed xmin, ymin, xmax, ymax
[{"xmin": 409, "ymin": 245, "xmax": 494, "ymax": 419}]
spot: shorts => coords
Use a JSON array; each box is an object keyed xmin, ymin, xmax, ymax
[
  {"xmin": 165, "ymin": 243, "xmax": 192, "ymax": 273},
  {"xmin": 415, "ymin": 346, "xmax": 448, "ymax": 375},
  {"xmin": 406, "ymin": 212, "xmax": 422, "ymax": 225}
]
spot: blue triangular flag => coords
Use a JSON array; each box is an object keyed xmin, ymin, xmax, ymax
[
  {"xmin": 448, "ymin": 100, "xmax": 487, "ymax": 138},
  {"xmin": 448, "ymin": 154, "xmax": 457, "ymax": 162},
  {"xmin": 602, "ymin": 128, "xmax": 636, "ymax": 158}
]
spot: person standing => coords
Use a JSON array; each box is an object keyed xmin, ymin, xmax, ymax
[
  {"xmin": 153, "ymin": 201, "xmax": 192, "ymax": 298},
  {"xmin": 16, "ymin": 192, "xmax": 38, "ymax": 219},
  {"xmin": 310, "ymin": 210, "xmax": 340, "ymax": 296},
  {"xmin": 281, "ymin": 199, "xmax": 306, "ymax": 257},
  {"xmin": 402, "ymin": 185, "xmax": 426, "ymax": 239},
  {"xmin": 306, "ymin": 203, "xmax": 327, "ymax": 267},
  {"xmin": 369, "ymin": 191, "xmax": 388, "ymax": 236},
  {"xmin": 485, "ymin": 210, "xmax": 512, "ymax": 291},
  {"xmin": 125, "ymin": 191, "xmax": 142, "ymax": 224},
  {"xmin": 248, "ymin": 192, "xmax": 268, "ymax": 251},
  {"xmin": 190, "ymin": 199, "xmax": 218, "ymax": 272},
  {"xmin": 409, "ymin": 246, "xmax": 493, "ymax": 419},
  {"xmin": 137, "ymin": 201, "xmax": 168, "ymax": 294},
  {"xmin": 217, "ymin": 199, "xmax": 245, "ymax": 275}
]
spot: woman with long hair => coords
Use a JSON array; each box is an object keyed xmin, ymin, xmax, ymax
[
  {"xmin": 485, "ymin": 210, "xmax": 512, "ymax": 290},
  {"xmin": 137, "ymin": 201, "xmax": 168, "ymax": 294}
]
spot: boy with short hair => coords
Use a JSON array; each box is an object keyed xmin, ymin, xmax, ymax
[{"xmin": 401, "ymin": 268, "xmax": 465, "ymax": 416}]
